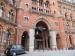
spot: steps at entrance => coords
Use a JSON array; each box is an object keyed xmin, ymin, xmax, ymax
[{"xmin": 20, "ymin": 50, "xmax": 75, "ymax": 56}]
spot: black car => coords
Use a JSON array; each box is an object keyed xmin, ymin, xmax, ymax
[{"xmin": 4, "ymin": 44, "xmax": 26, "ymax": 56}]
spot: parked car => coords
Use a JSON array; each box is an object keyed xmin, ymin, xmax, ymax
[{"xmin": 4, "ymin": 44, "xmax": 26, "ymax": 56}]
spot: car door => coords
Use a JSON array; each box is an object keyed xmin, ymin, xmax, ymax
[
  {"xmin": 16, "ymin": 45, "xmax": 25, "ymax": 54},
  {"xmin": 11, "ymin": 45, "xmax": 17, "ymax": 54}
]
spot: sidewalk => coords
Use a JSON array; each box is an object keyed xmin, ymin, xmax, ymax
[{"xmin": 0, "ymin": 53, "xmax": 5, "ymax": 56}]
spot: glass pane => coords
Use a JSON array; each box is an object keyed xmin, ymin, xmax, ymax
[
  {"xmin": 12, "ymin": 45, "xmax": 17, "ymax": 49},
  {"xmin": 16, "ymin": 45, "xmax": 22, "ymax": 49}
]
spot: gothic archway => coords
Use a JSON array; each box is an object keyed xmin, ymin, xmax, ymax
[
  {"xmin": 34, "ymin": 21, "xmax": 50, "ymax": 50},
  {"xmin": 21, "ymin": 31, "xmax": 29, "ymax": 51}
]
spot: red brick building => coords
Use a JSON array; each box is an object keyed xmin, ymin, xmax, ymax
[
  {"xmin": 0, "ymin": 0, "xmax": 75, "ymax": 53},
  {"xmin": 0, "ymin": 0, "xmax": 17, "ymax": 52},
  {"xmin": 16, "ymin": 0, "xmax": 75, "ymax": 52}
]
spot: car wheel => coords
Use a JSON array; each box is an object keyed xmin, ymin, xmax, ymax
[{"xmin": 12, "ymin": 52, "xmax": 16, "ymax": 56}]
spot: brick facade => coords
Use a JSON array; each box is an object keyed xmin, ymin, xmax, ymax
[
  {"xmin": 0, "ymin": 0, "xmax": 17, "ymax": 53},
  {"xmin": 16, "ymin": 0, "xmax": 70, "ymax": 51},
  {"xmin": 0, "ymin": 0, "xmax": 75, "ymax": 53}
]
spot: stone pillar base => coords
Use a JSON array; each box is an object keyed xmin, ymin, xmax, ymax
[
  {"xmin": 49, "ymin": 30, "xmax": 57, "ymax": 49},
  {"xmin": 29, "ymin": 28, "xmax": 35, "ymax": 52}
]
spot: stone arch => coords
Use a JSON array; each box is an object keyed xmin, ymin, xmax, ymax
[
  {"xmin": 32, "ymin": 17, "xmax": 51, "ymax": 30},
  {"xmin": 34, "ymin": 20, "xmax": 50, "ymax": 49}
]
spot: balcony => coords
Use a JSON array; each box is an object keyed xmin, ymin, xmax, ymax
[
  {"xmin": 0, "ymin": 12, "xmax": 17, "ymax": 26},
  {"xmin": 31, "ymin": 6, "xmax": 54, "ymax": 17},
  {"xmin": 58, "ymin": 0, "xmax": 75, "ymax": 6}
]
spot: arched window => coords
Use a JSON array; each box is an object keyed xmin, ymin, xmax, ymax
[
  {"xmin": 54, "ymin": 10, "xmax": 56, "ymax": 14},
  {"xmin": 39, "ymin": 0, "xmax": 43, "ymax": 6},
  {"xmin": 70, "ymin": 13, "xmax": 72, "ymax": 20},
  {"xmin": 45, "ymin": 0, "xmax": 49, "ymax": 8},
  {"xmin": 69, "ymin": 35, "xmax": 72, "ymax": 45},
  {"xmin": 32, "ymin": 0, "xmax": 37, "ymax": 4},
  {"xmin": 65, "ymin": 12, "xmax": 68, "ymax": 18},
  {"xmin": 12, "ymin": 0, "xmax": 15, "ymax": 4},
  {"xmin": 56, "ymin": 34, "xmax": 61, "ymax": 49},
  {"xmin": 8, "ymin": 9, "xmax": 15, "ymax": 22}
]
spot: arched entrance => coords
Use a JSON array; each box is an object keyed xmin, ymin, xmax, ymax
[
  {"xmin": 56, "ymin": 34, "xmax": 60, "ymax": 49},
  {"xmin": 34, "ymin": 21, "xmax": 50, "ymax": 50},
  {"xmin": 21, "ymin": 31, "xmax": 29, "ymax": 51}
]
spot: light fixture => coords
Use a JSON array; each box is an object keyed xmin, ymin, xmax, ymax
[
  {"xmin": 22, "ymin": 36, "xmax": 24, "ymax": 37},
  {"xmin": 36, "ymin": 31, "xmax": 39, "ymax": 35}
]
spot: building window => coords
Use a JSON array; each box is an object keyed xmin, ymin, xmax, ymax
[
  {"xmin": 69, "ymin": 35, "xmax": 73, "ymax": 47},
  {"xmin": 65, "ymin": 12, "xmax": 68, "ymax": 18},
  {"xmin": 70, "ymin": 13, "xmax": 72, "ymax": 20},
  {"xmin": 45, "ymin": 1, "xmax": 49, "ymax": 8},
  {"xmin": 66, "ymin": 21, "xmax": 69, "ymax": 26},
  {"xmin": 12, "ymin": 0, "xmax": 15, "ymax": 4},
  {"xmin": 0, "ymin": 2, "xmax": 4, "ymax": 17},
  {"xmin": 54, "ymin": 10, "xmax": 56, "ymax": 14},
  {"xmin": 39, "ymin": 0, "xmax": 43, "ymax": 6},
  {"xmin": 8, "ymin": 9, "xmax": 15, "ymax": 22},
  {"xmin": 24, "ymin": 16, "xmax": 29, "ymax": 23},
  {"xmin": 32, "ymin": 0, "xmax": 37, "ymax": 4},
  {"xmin": 53, "ymin": 2, "xmax": 55, "ymax": 5},
  {"xmin": 25, "ymin": 4, "xmax": 28, "ymax": 8}
]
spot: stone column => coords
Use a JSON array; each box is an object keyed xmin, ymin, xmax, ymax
[
  {"xmin": 49, "ymin": 30, "xmax": 57, "ymax": 49},
  {"xmin": 29, "ymin": 28, "xmax": 35, "ymax": 52}
]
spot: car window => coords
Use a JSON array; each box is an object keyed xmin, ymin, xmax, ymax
[
  {"xmin": 12, "ymin": 45, "xmax": 17, "ymax": 49},
  {"xmin": 16, "ymin": 45, "xmax": 22, "ymax": 49}
]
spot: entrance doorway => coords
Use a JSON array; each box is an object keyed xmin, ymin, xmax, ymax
[
  {"xmin": 56, "ymin": 34, "xmax": 60, "ymax": 49},
  {"xmin": 34, "ymin": 21, "xmax": 50, "ymax": 50},
  {"xmin": 21, "ymin": 31, "xmax": 29, "ymax": 51}
]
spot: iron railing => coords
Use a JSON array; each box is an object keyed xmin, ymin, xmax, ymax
[{"xmin": 31, "ymin": 6, "xmax": 54, "ymax": 17}]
